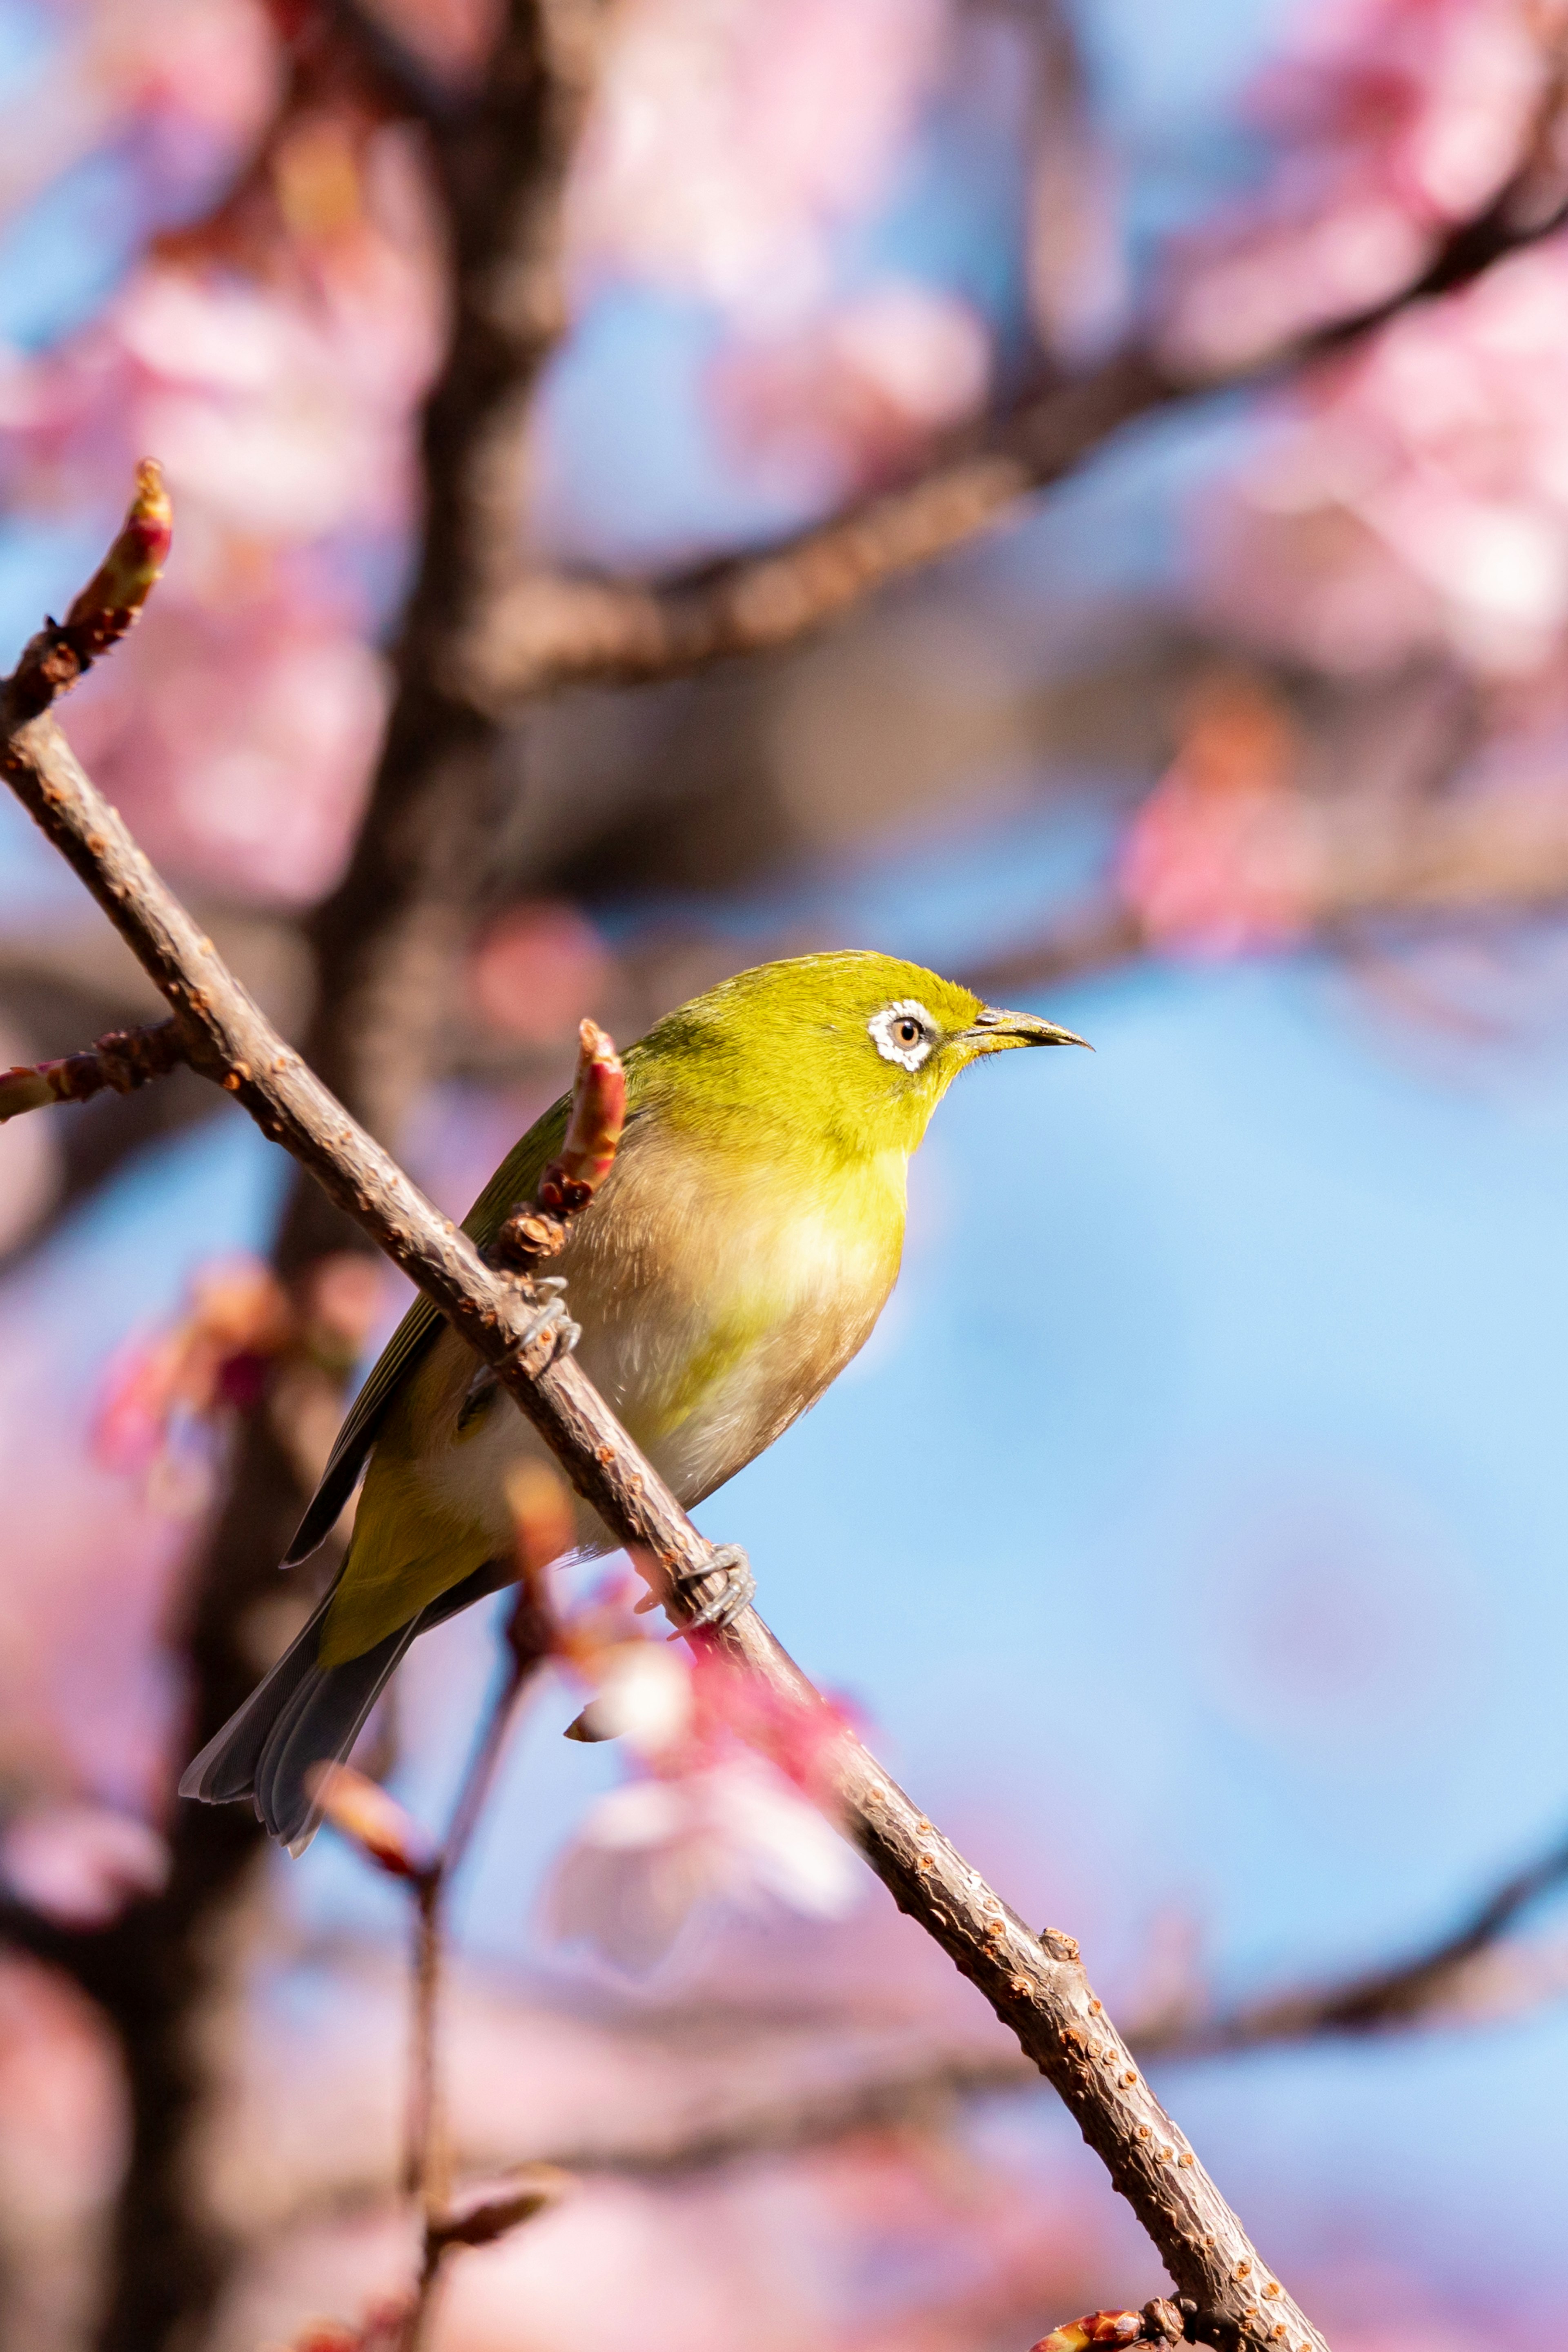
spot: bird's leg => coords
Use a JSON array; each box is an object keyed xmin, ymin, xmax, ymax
[
  {"xmin": 675, "ymin": 1542, "xmax": 757, "ymax": 1630},
  {"xmin": 508, "ymin": 1275, "xmax": 580, "ymax": 1366}
]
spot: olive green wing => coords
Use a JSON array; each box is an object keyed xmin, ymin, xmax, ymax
[{"xmin": 283, "ymin": 1094, "xmax": 571, "ymax": 1564}]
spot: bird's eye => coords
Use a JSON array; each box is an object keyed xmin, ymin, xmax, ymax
[{"xmin": 869, "ymin": 999, "xmax": 936, "ymax": 1071}]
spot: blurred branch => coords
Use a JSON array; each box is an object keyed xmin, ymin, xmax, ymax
[
  {"xmin": 514, "ymin": 1820, "xmax": 1568, "ymax": 2183},
  {"xmin": 0, "ymin": 1017, "xmax": 184, "ymax": 1121},
  {"xmin": 1152, "ymin": 1822, "xmax": 1568, "ymax": 2056},
  {"xmin": 312, "ymin": 1598, "xmax": 559, "ymax": 2352},
  {"xmin": 460, "ymin": 353, "xmax": 1174, "ymax": 703},
  {"xmin": 296, "ymin": 0, "xmax": 604, "ymax": 1154},
  {"xmin": 325, "ymin": 0, "xmax": 470, "ymax": 124},
  {"xmin": 462, "ymin": 46, "xmax": 1568, "ymax": 708},
  {"xmin": 0, "ymin": 7, "xmax": 609, "ymax": 2344},
  {"xmin": 401, "ymin": 1588, "xmax": 556, "ymax": 2351},
  {"xmin": 0, "ymin": 486, "xmax": 1330, "ymax": 2352},
  {"xmin": 964, "ymin": 771, "xmax": 1568, "ymax": 1008}
]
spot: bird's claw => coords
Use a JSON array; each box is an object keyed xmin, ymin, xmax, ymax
[
  {"xmin": 515, "ymin": 1275, "xmax": 579, "ymax": 1365},
  {"xmin": 677, "ymin": 1541, "xmax": 756, "ymax": 1630}
]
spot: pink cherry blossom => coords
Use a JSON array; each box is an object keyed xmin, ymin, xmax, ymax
[
  {"xmin": 1118, "ymin": 677, "xmax": 1322, "ymax": 955},
  {"xmin": 0, "ymin": 1802, "xmax": 169, "ymax": 1929},
  {"xmin": 711, "ymin": 281, "xmax": 991, "ymax": 503},
  {"xmin": 1196, "ymin": 240, "xmax": 1568, "ymax": 677},
  {"xmin": 568, "ymin": 0, "xmax": 949, "ymax": 322},
  {"xmin": 547, "ymin": 1758, "xmax": 862, "ymax": 1973},
  {"xmin": 1162, "ymin": 0, "xmax": 1557, "ymax": 370}
]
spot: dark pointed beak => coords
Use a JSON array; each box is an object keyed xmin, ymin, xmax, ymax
[{"xmin": 964, "ymin": 1005, "xmax": 1093, "ymax": 1052}]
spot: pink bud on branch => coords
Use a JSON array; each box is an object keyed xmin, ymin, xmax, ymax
[
  {"xmin": 0, "ymin": 1018, "xmax": 185, "ymax": 1123},
  {"xmin": 429, "ymin": 2167, "xmax": 569, "ymax": 2252},
  {"xmin": 1030, "ymin": 2303, "xmax": 1192, "ymax": 2352},
  {"xmin": 7, "ymin": 459, "xmax": 174, "ymax": 722},
  {"xmin": 1032, "ymin": 2315, "xmax": 1146, "ymax": 2352},
  {"xmin": 62, "ymin": 458, "xmax": 174, "ymax": 658},
  {"xmin": 308, "ymin": 1765, "xmax": 438, "ymax": 1883},
  {"xmin": 539, "ymin": 1018, "xmax": 625, "ymax": 1208}
]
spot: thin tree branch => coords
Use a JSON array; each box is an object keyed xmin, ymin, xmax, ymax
[
  {"xmin": 1030, "ymin": 2300, "xmax": 1193, "ymax": 2352},
  {"xmin": 400, "ymin": 1592, "xmax": 556, "ymax": 2351},
  {"xmin": 0, "ymin": 1016, "xmax": 185, "ymax": 1120},
  {"xmin": 536, "ymin": 1821, "xmax": 1568, "ymax": 2180},
  {"xmin": 1, "ymin": 508, "xmax": 1330, "ymax": 2352},
  {"xmin": 310, "ymin": 1575, "xmax": 565, "ymax": 2350},
  {"xmin": 1159, "ymin": 1825, "xmax": 1568, "ymax": 2055},
  {"xmin": 460, "ymin": 56, "xmax": 1568, "ymax": 710}
]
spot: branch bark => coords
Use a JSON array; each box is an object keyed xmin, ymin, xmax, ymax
[
  {"xmin": 2, "ymin": 574, "xmax": 1329, "ymax": 2352},
  {"xmin": 0, "ymin": 1016, "xmax": 184, "ymax": 1120},
  {"xmin": 459, "ymin": 61, "xmax": 1568, "ymax": 710}
]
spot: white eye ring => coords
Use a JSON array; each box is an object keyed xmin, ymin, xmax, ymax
[{"xmin": 869, "ymin": 999, "xmax": 935, "ymax": 1071}]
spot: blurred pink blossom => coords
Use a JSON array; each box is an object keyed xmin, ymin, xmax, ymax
[
  {"xmin": 1119, "ymin": 677, "xmax": 1321, "ymax": 956},
  {"xmin": 547, "ymin": 1759, "xmax": 862, "ymax": 1973},
  {"xmin": 1197, "ymin": 241, "xmax": 1568, "ymax": 676},
  {"xmin": 0, "ymin": 0, "xmax": 279, "ymax": 242},
  {"xmin": 570, "ymin": 1638, "xmax": 695, "ymax": 1753},
  {"xmin": 712, "ymin": 281, "xmax": 991, "ymax": 501},
  {"xmin": 561, "ymin": 1579, "xmax": 860, "ymax": 1801},
  {"xmin": 0, "ymin": 114, "xmax": 442, "ymax": 904},
  {"xmin": 1162, "ymin": 0, "xmax": 1556, "ymax": 370},
  {"xmin": 569, "ymin": 0, "xmax": 949, "ymax": 324},
  {"xmin": 0, "ymin": 1802, "xmax": 169, "ymax": 1928},
  {"xmin": 468, "ymin": 900, "xmax": 614, "ymax": 1045},
  {"xmin": 93, "ymin": 1254, "xmax": 293, "ymax": 1505}
]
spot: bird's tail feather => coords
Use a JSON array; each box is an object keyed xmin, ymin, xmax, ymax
[
  {"xmin": 179, "ymin": 1590, "xmax": 419, "ymax": 1853},
  {"xmin": 179, "ymin": 1557, "xmax": 517, "ymax": 1854}
]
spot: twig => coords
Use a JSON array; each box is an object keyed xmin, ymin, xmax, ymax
[
  {"xmin": 0, "ymin": 1017, "xmax": 185, "ymax": 1121},
  {"xmin": 1032, "ymin": 2303, "xmax": 1195, "ymax": 2352},
  {"xmin": 0, "ymin": 492, "xmax": 1329, "ymax": 2352},
  {"xmin": 403, "ymin": 1604, "xmax": 557, "ymax": 2345},
  {"xmin": 315, "ymin": 1577, "xmax": 561, "ymax": 2350},
  {"xmin": 460, "ymin": 58, "xmax": 1568, "ymax": 710},
  {"xmin": 1155, "ymin": 1824, "xmax": 1568, "ymax": 2055}
]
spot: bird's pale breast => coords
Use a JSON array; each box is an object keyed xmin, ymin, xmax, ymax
[{"xmin": 323, "ymin": 1118, "xmax": 906, "ymax": 1660}]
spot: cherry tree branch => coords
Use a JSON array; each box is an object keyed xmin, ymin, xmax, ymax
[
  {"xmin": 0, "ymin": 1016, "xmax": 184, "ymax": 1121},
  {"xmin": 1160, "ymin": 1822, "xmax": 1568, "ymax": 2055},
  {"xmin": 568, "ymin": 1818, "xmax": 1568, "ymax": 2180},
  {"xmin": 312, "ymin": 1579, "xmax": 561, "ymax": 2350},
  {"xmin": 460, "ymin": 57, "xmax": 1568, "ymax": 709},
  {"xmin": 0, "ymin": 501, "xmax": 1329, "ymax": 2352}
]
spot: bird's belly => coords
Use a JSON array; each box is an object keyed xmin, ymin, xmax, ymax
[{"xmin": 425, "ymin": 1186, "xmax": 900, "ymax": 1547}]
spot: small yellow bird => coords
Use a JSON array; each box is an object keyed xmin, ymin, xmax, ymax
[{"xmin": 183, "ymin": 952, "xmax": 1085, "ymax": 1846}]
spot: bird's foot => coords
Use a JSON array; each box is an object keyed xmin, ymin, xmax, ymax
[
  {"xmin": 676, "ymin": 1542, "xmax": 757, "ymax": 1630},
  {"xmin": 514, "ymin": 1275, "xmax": 579, "ymax": 1365}
]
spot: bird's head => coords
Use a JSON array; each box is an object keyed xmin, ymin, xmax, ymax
[{"xmin": 637, "ymin": 950, "xmax": 1088, "ymax": 1163}]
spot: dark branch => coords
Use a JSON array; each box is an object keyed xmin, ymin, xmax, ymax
[{"xmin": 459, "ymin": 52, "xmax": 1568, "ymax": 708}]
